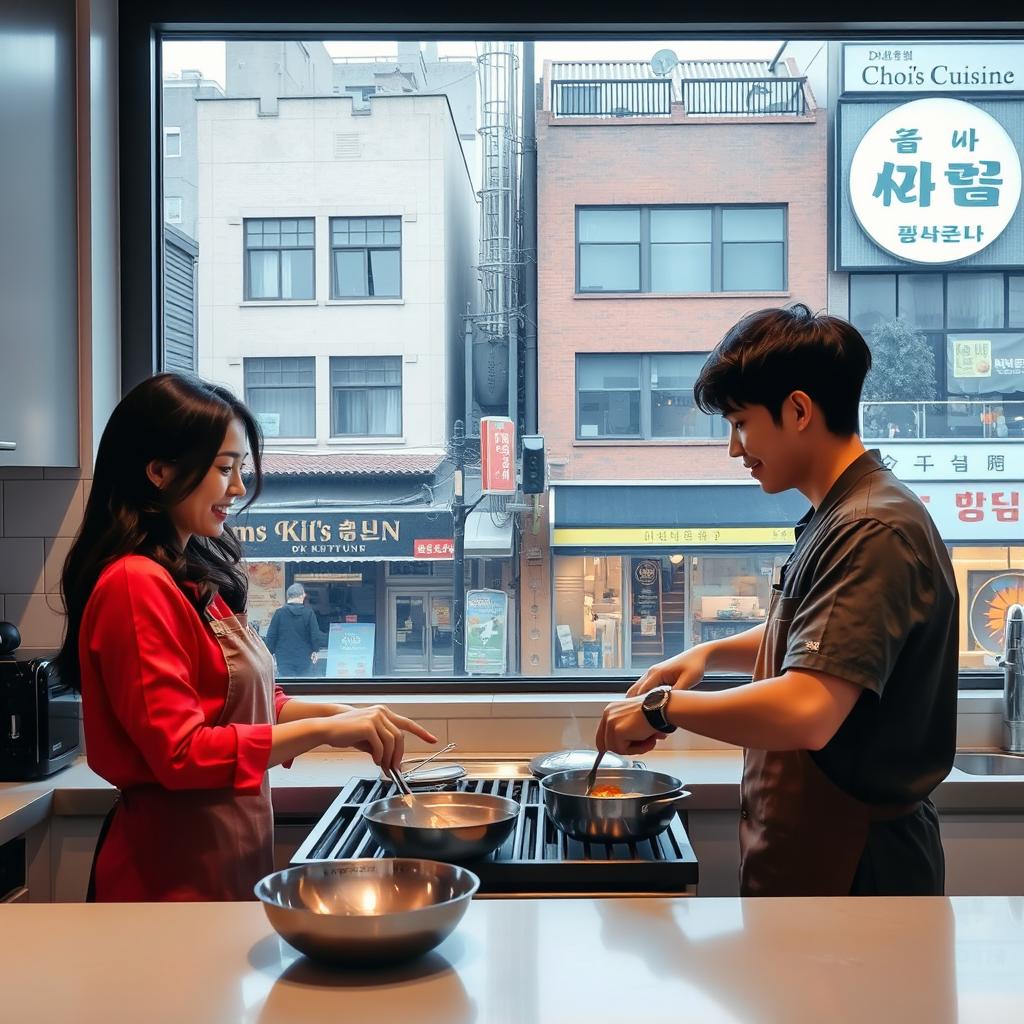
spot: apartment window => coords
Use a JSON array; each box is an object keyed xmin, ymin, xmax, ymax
[
  {"xmin": 164, "ymin": 197, "xmax": 182, "ymax": 224},
  {"xmin": 330, "ymin": 356, "xmax": 402, "ymax": 436},
  {"xmin": 163, "ymin": 127, "xmax": 181, "ymax": 158},
  {"xmin": 244, "ymin": 357, "xmax": 316, "ymax": 438},
  {"xmin": 576, "ymin": 205, "xmax": 786, "ymax": 294},
  {"xmin": 577, "ymin": 353, "xmax": 726, "ymax": 439},
  {"xmin": 330, "ymin": 217, "xmax": 401, "ymax": 298},
  {"xmin": 244, "ymin": 218, "xmax": 315, "ymax": 300}
]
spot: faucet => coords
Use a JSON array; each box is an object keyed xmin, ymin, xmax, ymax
[{"xmin": 1002, "ymin": 603, "xmax": 1024, "ymax": 754}]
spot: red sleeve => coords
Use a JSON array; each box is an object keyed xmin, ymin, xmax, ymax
[
  {"xmin": 87, "ymin": 560, "xmax": 271, "ymax": 793},
  {"xmin": 274, "ymin": 686, "xmax": 292, "ymax": 721}
]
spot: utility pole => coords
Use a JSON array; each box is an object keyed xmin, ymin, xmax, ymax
[{"xmin": 451, "ymin": 418, "xmax": 467, "ymax": 676}]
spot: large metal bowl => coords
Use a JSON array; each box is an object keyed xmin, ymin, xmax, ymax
[
  {"xmin": 541, "ymin": 768, "xmax": 690, "ymax": 843},
  {"xmin": 254, "ymin": 858, "xmax": 479, "ymax": 965},
  {"xmin": 363, "ymin": 792, "xmax": 520, "ymax": 862}
]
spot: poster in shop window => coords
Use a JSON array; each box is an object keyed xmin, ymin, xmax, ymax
[
  {"xmin": 630, "ymin": 559, "xmax": 664, "ymax": 656},
  {"xmin": 967, "ymin": 570, "xmax": 1024, "ymax": 655},
  {"xmin": 465, "ymin": 589, "xmax": 508, "ymax": 674},
  {"xmin": 245, "ymin": 562, "xmax": 285, "ymax": 636},
  {"xmin": 325, "ymin": 622, "xmax": 376, "ymax": 678}
]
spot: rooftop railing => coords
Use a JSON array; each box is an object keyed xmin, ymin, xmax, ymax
[
  {"xmin": 551, "ymin": 79, "xmax": 673, "ymax": 118},
  {"xmin": 550, "ymin": 76, "xmax": 809, "ymax": 118}
]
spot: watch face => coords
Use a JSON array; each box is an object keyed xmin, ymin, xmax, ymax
[{"xmin": 644, "ymin": 687, "xmax": 669, "ymax": 712}]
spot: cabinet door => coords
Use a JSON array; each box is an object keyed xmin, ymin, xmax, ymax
[{"xmin": 0, "ymin": 0, "xmax": 79, "ymax": 467}]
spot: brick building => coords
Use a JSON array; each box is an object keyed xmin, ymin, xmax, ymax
[{"xmin": 521, "ymin": 56, "xmax": 828, "ymax": 676}]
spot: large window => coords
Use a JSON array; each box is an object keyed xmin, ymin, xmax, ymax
[
  {"xmin": 330, "ymin": 356, "xmax": 402, "ymax": 436},
  {"xmin": 244, "ymin": 218, "xmax": 315, "ymax": 300},
  {"xmin": 244, "ymin": 357, "xmax": 316, "ymax": 438},
  {"xmin": 330, "ymin": 216, "xmax": 402, "ymax": 298},
  {"xmin": 577, "ymin": 353, "xmax": 726, "ymax": 439},
  {"xmin": 576, "ymin": 205, "xmax": 786, "ymax": 293}
]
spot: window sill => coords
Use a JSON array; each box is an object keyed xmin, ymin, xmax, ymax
[
  {"xmin": 240, "ymin": 300, "xmax": 319, "ymax": 307},
  {"xmin": 573, "ymin": 438, "xmax": 728, "ymax": 447},
  {"xmin": 262, "ymin": 438, "xmax": 319, "ymax": 447},
  {"xmin": 325, "ymin": 298, "xmax": 404, "ymax": 306},
  {"xmin": 574, "ymin": 291, "xmax": 791, "ymax": 300},
  {"xmin": 325, "ymin": 437, "xmax": 406, "ymax": 446}
]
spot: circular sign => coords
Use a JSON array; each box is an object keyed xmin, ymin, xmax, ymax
[
  {"xmin": 968, "ymin": 572, "xmax": 1024, "ymax": 656},
  {"xmin": 849, "ymin": 97, "xmax": 1021, "ymax": 264},
  {"xmin": 634, "ymin": 560, "xmax": 659, "ymax": 586}
]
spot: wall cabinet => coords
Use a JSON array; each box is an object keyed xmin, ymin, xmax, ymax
[{"xmin": 0, "ymin": 0, "xmax": 79, "ymax": 468}]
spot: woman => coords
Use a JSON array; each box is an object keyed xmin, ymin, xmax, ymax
[{"xmin": 57, "ymin": 372, "xmax": 435, "ymax": 902}]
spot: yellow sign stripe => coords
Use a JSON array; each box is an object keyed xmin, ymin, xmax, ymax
[{"xmin": 552, "ymin": 527, "xmax": 795, "ymax": 547}]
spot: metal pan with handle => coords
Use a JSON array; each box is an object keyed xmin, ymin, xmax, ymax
[{"xmin": 540, "ymin": 767, "xmax": 690, "ymax": 843}]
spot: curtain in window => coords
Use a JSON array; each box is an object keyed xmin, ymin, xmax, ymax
[{"xmin": 249, "ymin": 251, "xmax": 279, "ymax": 299}]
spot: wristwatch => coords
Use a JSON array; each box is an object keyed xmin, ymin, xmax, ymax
[{"xmin": 641, "ymin": 685, "xmax": 678, "ymax": 734}]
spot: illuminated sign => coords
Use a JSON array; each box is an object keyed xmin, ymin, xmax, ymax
[
  {"xmin": 481, "ymin": 416, "xmax": 516, "ymax": 495},
  {"xmin": 849, "ymin": 97, "xmax": 1021, "ymax": 264}
]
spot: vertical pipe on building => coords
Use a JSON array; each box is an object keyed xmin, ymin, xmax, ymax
[{"xmin": 521, "ymin": 42, "xmax": 538, "ymax": 435}]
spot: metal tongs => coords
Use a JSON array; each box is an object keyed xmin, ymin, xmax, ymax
[{"xmin": 401, "ymin": 741, "xmax": 458, "ymax": 781}]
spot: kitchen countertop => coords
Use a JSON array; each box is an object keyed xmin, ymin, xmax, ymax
[
  {"xmin": 3, "ymin": 747, "xmax": 1024, "ymax": 848},
  {"xmin": 1, "ymin": 895, "xmax": 1021, "ymax": 1022}
]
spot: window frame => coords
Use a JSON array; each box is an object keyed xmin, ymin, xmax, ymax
[
  {"xmin": 575, "ymin": 352, "xmax": 725, "ymax": 440},
  {"xmin": 243, "ymin": 355, "xmax": 317, "ymax": 439},
  {"xmin": 575, "ymin": 203, "xmax": 787, "ymax": 295},
  {"xmin": 329, "ymin": 355, "xmax": 403, "ymax": 438},
  {"xmin": 243, "ymin": 216, "xmax": 316, "ymax": 302},
  {"xmin": 122, "ymin": 9, "xmax": 1012, "ymax": 694},
  {"xmin": 329, "ymin": 216, "xmax": 403, "ymax": 299}
]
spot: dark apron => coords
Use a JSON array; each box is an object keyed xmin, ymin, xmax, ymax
[
  {"xmin": 87, "ymin": 605, "xmax": 276, "ymax": 902},
  {"xmin": 739, "ymin": 587, "xmax": 929, "ymax": 897}
]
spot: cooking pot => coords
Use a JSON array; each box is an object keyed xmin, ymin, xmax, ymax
[
  {"xmin": 363, "ymin": 791, "xmax": 520, "ymax": 862},
  {"xmin": 541, "ymin": 768, "xmax": 690, "ymax": 843}
]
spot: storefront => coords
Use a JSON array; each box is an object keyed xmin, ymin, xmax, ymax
[
  {"xmin": 549, "ymin": 483, "xmax": 807, "ymax": 673},
  {"xmin": 231, "ymin": 505, "xmax": 515, "ymax": 678},
  {"xmin": 873, "ymin": 440, "xmax": 1024, "ymax": 670}
]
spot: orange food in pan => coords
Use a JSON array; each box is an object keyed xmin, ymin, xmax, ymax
[{"xmin": 588, "ymin": 785, "xmax": 642, "ymax": 799}]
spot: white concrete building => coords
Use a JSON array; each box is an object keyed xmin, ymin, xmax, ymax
[{"xmin": 195, "ymin": 92, "xmax": 478, "ymax": 453}]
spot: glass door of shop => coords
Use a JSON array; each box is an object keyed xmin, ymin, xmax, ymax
[{"xmin": 389, "ymin": 591, "xmax": 454, "ymax": 674}]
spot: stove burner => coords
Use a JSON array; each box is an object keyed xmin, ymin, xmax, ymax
[{"xmin": 292, "ymin": 775, "xmax": 699, "ymax": 895}]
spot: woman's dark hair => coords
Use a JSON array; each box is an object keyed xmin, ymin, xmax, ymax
[
  {"xmin": 693, "ymin": 303, "xmax": 872, "ymax": 436},
  {"xmin": 56, "ymin": 373, "xmax": 264, "ymax": 690}
]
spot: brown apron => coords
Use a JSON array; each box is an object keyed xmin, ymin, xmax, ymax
[
  {"xmin": 88, "ymin": 605, "xmax": 276, "ymax": 902},
  {"xmin": 739, "ymin": 588, "xmax": 921, "ymax": 897}
]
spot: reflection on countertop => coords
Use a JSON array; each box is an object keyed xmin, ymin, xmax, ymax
[{"xmin": 1, "ymin": 895, "xmax": 1020, "ymax": 1022}]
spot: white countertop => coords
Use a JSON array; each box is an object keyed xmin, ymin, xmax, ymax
[
  {"xmin": 3, "ymin": 746, "xmax": 1024, "ymax": 848},
  {"xmin": 1, "ymin": 895, "xmax": 1021, "ymax": 1022}
]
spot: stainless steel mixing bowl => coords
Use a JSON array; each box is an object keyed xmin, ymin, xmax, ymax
[
  {"xmin": 254, "ymin": 858, "xmax": 479, "ymax": 965},
  {"xmin": 363, "ymin": 791, "xmax": 520, "ymax": 862}
]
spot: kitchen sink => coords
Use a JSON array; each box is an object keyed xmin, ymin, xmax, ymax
[{"xmin": 952, "ymin": 752, "xmax": 1024, "ymax": 777}]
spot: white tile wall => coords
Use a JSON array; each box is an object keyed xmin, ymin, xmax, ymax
[{"xmin": 0, "ymin": 474, "xmax": 83, "ymax": 657}]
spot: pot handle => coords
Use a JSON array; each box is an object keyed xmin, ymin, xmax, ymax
[{"xmin": 640, "ymin": 790, "xmax": 691, "ymax": 815}]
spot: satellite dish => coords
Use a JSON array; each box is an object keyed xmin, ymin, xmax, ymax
[{"xmin": 650, "ymin": 49, "xmax": 679, "ymax": 77}]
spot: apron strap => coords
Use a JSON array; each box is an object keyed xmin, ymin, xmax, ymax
[{"xmin": 86, "ymin": 795, "xmax": 121, "ymax": 903}]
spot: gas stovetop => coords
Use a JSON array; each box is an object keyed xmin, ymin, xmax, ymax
[{"xmin": 292, "ymin": 774, "xmax": 699, "ymax": 896}]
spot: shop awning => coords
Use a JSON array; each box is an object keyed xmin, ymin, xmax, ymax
[
  {"xmin": 464, "ymin": 505, "xmax": 515, "ymax": 557},
  {"xmin": 551, "ymin": 482, "xmax": 807, "ymax": 550}
]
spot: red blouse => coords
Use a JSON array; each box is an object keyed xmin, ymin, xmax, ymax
[{"xmin": 80, "ymin": 555, "xmax": 290, "ymax": 794}]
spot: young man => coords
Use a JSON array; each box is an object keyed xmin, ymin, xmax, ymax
[{"xmin": 596, "ymin": 304, "xmax": 958, "ymax": 896}]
